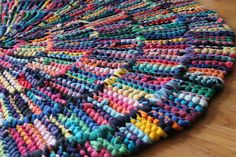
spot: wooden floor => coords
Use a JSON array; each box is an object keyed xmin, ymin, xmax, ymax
[{"xmin": 132, "ymin": 1, "xmax": 236, "ymax": 157}]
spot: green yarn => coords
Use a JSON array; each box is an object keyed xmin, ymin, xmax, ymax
[
  {"xmin": 89, "ymin": 125, "xmax": 114, "ymax": 140},
  {"xmin": 90, "ymin": 141, "xmax": 103, "ymax": 151}
]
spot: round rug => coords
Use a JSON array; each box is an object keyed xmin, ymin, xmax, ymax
[{"xmin": 0, "ymin": 0, "xmax": 235, "ymax": 157}]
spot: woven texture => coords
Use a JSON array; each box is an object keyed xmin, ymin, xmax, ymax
[{"xmin": 0, "ymin": 0, "xmax": 235, "ymax": 156}]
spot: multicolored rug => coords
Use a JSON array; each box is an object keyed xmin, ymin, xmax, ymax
[{"xmin": 0, "ymin": 0, "xmax": 235, "ymax": 156}]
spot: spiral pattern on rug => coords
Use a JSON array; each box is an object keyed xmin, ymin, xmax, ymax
[{"xmin": 0, "ymin": 0, "xmax": 235, "ymax": 157}]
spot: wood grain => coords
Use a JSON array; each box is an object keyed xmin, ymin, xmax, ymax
[{"xmin": 132, "ymin": 1, "xmax": 236, "ymax": 157}]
